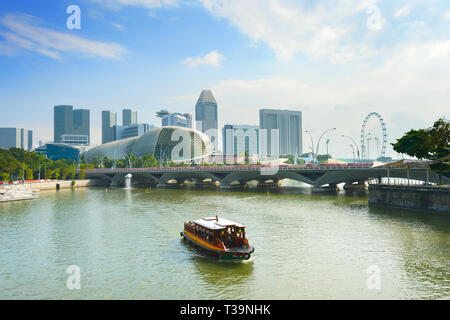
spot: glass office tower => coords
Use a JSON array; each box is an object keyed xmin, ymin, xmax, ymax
[
  {"xmin": 195, "ymin": 90, "xmax": 218, "ymax": 134},
  {"xmin": 54, "ymin": 105, "xmax": 73, "ymax": 143},
  {"xmin": 259, "ymin": 109, "xmax": 302, "ymax": 156},
  {"xmin": 102, "ymin": 110, "xmax": 117, "ymax": 144},
  {"xmin": 123, "ymin": 109, "xmax": 137, "ymax": 126},
  {"xmin": 73, "ymin": 109, "xmax": 90, "ymax": 145}
]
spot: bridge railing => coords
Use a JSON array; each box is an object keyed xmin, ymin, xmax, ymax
[
  {"xmin": 368, "ymin": 178, "xmax": 450, "ymax": 189},
  {"xmin": 83, "ymin": 162, "xmax": 377, "ymax": 174}
]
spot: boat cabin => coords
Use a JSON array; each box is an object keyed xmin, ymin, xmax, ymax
[{"xmin": 184, "ymin": 216, "xmax": 248, "ymax": 249}]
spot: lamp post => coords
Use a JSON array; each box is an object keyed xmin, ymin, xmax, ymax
[
  {"xmin": 364, "ymin": 132, "xmax": 371, "ymax": 161},
  {"xmin": 305, "ymin": 130, "xmax": 315, "ymax": 158},
  {"xmin": 349, "ymin": 144, "xmax": 355, "ymax": 164},
  {"xmin": 316, "ymin": 128, "xmax": 336, "ymax": 161},
  {"xmin": 341, "ymin": 134, "xmax": 360, "ymax": 161}
]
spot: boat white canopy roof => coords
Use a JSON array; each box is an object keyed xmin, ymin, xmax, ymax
[{"xmin": 193, "ymin": 217, "xmax": 246, "ymax": 230}]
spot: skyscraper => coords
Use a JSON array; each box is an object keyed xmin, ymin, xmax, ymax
[
  {"xmin": 162, "ymin": 113, "xmax": 192, "ymax": 128},
  {"xmin": 54, "ymin": 105, "xmax": 73, "ymax": 143},
  {"xmin": 195, "ymin": 90, "xmax": 218, "ymax": 134},
  {"xmin": 223, "ymin": 125, "xmax": 259, "ymax": 156},
  {"xmin": 259, "ymin": 109, "xmax": 302, "ymax": 156},
  {"xmin": 123, "ymin": 109, "xmax": 137, "ymax": 126},
  {"xmin": 28, "ymin": 130, "xmax": 33, "ymax": 150},
  {"xmin": 0, "ymin": 128, "xmax": 33, "ymax": 151},
  {"xmin": 54, "ymin": 105, "xmax": 90, "ymax": 145},
  {"xmin": 102, "ymin": 110, "xmax": 117, "ymax": 144},
  {"xmin": 73, "ymin": 109, "xmax": 90, "ymax": 144}
]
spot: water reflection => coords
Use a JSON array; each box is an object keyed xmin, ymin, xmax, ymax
[
  {"xmin": 368, "ymin": 206, "xmax": 450, "ymax": 299},
  {"xmin": 190, "ymin": 252, "xmax": 255, "ymax": 299}
]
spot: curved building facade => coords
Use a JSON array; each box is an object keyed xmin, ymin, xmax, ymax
[{"xmin": 83, "ymin": 127, "xmax": 212, "ymax": 163}]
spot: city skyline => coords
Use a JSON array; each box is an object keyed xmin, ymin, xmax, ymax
[{"xmin": 0, "ymin": 1, "xmax": 449, "ymax": 158}]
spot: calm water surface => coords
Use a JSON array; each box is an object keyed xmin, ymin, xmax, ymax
[{"xmin": 0, "ymin": 186, "xmax": 449, "ymax": 299}]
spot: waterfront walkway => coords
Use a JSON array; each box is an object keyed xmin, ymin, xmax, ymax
[{"xmin": 0, "ymin": 185, "xmax": 38, "ymax": 203}]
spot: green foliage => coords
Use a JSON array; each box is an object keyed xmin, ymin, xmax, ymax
[
  {"xmin": 46, "ymin": 169, "xmax": 53, "ymax": 179},
  {"xmin": 102, "ymin": 157, "xmax": 113, "ymax": 169},
  {"xmin": 317, "ymin": 154, "xmax": 331, "ymax": 163},
  {"xmin": 0, "ymin": 172, "xmax": 9, "ymax": 182},
  {"xmin": 0, "ymin": 148, "xmax": 80, "ymax": 181},
  {"xmin": 392, "ymin": 118, "xmax": 449, "ymax": 161},
  {"xmin": 392, "ymin": 118, "xmax": 450, "ymax": 184},
  {"xmin": 25, "ymin": 168, "xmax": 33, "ymax": 180},
  {"xmin": 53, "ymin": 168, "xmax": 61, "ymax": 179},
  {"xmin": 391, "ymin": 129, "xmax": 431, "ymax": 159},
  {"xmin": 78, "ymin": 169, "xmax": 86, "ymax": 180},
  {"xmin": 280, "ymin": 154, "xmax": 295, "ymax": 164},
  {"xmin": 142, "ymin": 154, "xmax": 157, "ymax": 167}
]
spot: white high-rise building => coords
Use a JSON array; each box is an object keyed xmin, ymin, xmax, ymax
[{"xmin": 259, "ymin": 109, "xmax": 302, "ymax": 156}]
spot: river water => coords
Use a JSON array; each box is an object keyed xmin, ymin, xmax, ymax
[{"xmin": 0, "ymin": 186, "xmax": 449, "ymax": 299}]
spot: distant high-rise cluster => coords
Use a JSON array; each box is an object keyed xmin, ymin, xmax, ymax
[
  {"xmin": 102, "ymin": 108, "xmax": 154, "ymax": 144},
  {"xmin": 54, "ymin": 105, "xmax": 90, "ymax": 145},
  {"xmin": 0, "ymin": 128, "xmax": 33, "ymax": 151},
  {"xmin": 23, "ymin": 90, "xmax": 304, "ymax": 162}
]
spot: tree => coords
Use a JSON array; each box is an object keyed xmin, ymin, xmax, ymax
[
  {"xmin": 0, "ymin": 172, "xmax": 9, "ymax": 182},
  {"xmin": 61, "ymin": 166, "xmax": 71, "ymax": 180},
  {"xmin": 69, "ymin": 165, "xmax": 77, "ymax": 179},
  {"xmin": 103, "ymin": 157, "xmax": 113, "ymax": 169},
  {"xmin": 78, "ymin": 169, "xmax": 86, "ymax": 180},
  {"xmin": 46, "ymin": 169, "xmax": 53, "ymax": 180},
  {"xmin": 53, "ymin": 168, "xmax": 61, "ymax": 179},
  {"xmin": 0, "ymin": 148, "xmax": 76, "ymax": 182},
  {"xmin": 392, "ymin": 118, "xmax": 450, "ymax": 184},
  {"xmin": 25, "ymin": 168, "xmax": 33, "ymax": 180},
  {"xmin": 317, "ymin": 154, "xmax": 331, "ymax": 163}
]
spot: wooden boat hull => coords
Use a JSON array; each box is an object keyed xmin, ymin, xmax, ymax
[{"xmin": 180, "ymin": 231, "xmax": 254, "ymax": 261}]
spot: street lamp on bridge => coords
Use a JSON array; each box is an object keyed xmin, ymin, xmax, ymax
[
  {"xmin": 316, "ymin": 128, "xmax": 336, "ymax": 160},
  {"xmin": 341, "ymin": 134, "xmax": 360, "ymax": 161},
  {"xmin": 305, "ymin": 130, "xmax": 315, "ymax": 158},
  {"xmin": 349, "ymin": 144, "xmax": 356, "ymax": 164}
]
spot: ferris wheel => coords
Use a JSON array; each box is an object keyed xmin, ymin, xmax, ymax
[{"xmin": 360, "ymin": 112, "xmax": 387, "ymax": 160}]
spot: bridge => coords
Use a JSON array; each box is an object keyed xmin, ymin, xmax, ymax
[{"xmin": 83, "ymin": 162, "xmax": 449, "ymax": 190}]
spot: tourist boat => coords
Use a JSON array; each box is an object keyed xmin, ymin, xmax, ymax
[{"xmin": 180, "ymin": 216, "xmax": 255, "ymax": 261}]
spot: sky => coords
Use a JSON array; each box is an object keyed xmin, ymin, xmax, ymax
[{"xmin": 0, "ymin": 0, "xmax": 449, "ymax": 158}]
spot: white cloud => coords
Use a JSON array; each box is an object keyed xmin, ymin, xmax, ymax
[
  {"xmin": 444, "ymin": 10, "xmax": 450, "ymax": 19},
  {"xmin": 395, "ymin": 4, "xmax": 412, "ymax": 18},
  {"xmin": 90, "ymin": 0, "xmax": 178, "ymax": 10},
  {"xmin": 0, "ymin": 14, "xmax": 127, "ymax": 60},
  {"xmin": 111, "ymin": 22, "xmax": 126, "ymax": 31},
  {"xmin": 400, "ymin": 20, "xmax": 426, "ymax": 28},
  {"xmin": 182, "ymin": 50, "xmax": 223, "ymax": 67},
  {"xmin": 200, "ymin": 0, "xmax": 380, "ymax": 61}
]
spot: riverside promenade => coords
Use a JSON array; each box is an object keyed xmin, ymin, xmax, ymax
[
  {"xmin": 0, "ymin": 185, "xmax": 37, "ymax": 202},
  {"xmin": 0, "ymin": 179, "xmax": 106, "ymax": 203}
]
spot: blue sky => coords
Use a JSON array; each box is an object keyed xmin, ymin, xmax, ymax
[{"xmin": 0, "ymin": 0, "xmax": 449, "ymax": 158}]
